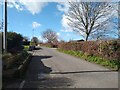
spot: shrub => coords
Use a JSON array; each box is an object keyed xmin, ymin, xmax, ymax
[
  {"xmin": 58, "ymin": 40, "xmax": 120, "ymax": 61},
  {"xmin": 7, "ymin": 32, "xmax": 23, "ymax": 53},
  {"xmin": 58, "ymin": 40, "xmax": 120, "ymax": 70},
  {"xmin": 23, "ymin": 45, "xmax": 30, "ymax": 51}
]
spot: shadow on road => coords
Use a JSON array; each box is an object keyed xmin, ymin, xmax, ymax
[
  {"xmin": 25, "ymin": 55, "xmax": 53, "ymax": 80},
  {"xmin": 50, "ymin": 70, "xmax": 116, "ymax": 74},
  {"xmin": 23, "ymin": 55, "xmax": 73, "ymax": 88}
]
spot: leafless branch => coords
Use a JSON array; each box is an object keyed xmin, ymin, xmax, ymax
[{"xmin": 66, "ymin": 1, "xmax": 115, "ymax": 41}]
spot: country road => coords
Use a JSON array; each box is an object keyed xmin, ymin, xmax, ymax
[{"xmin": 22, "ymin": 46, "xmax": 118, "ymax": 88}]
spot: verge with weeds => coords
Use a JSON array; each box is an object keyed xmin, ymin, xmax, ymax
[{"xmin": 58, "ymin": 49, "xmax": 120, "ymax": 71}]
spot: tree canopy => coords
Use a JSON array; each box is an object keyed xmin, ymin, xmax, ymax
[
  {"xmin": 66, "ymin": 1, "xmax": 116, "ymax": 41},
  {"xmin": 42, "ymin": 29, "xmax": 58, "ymax": 43},
  {"xmin": 7, "ymin": 32, "xmax": 23, "ymax": 52},
  {"xmin": 31, "ymin": 37, "xmax": 39, "ymax": 44}
]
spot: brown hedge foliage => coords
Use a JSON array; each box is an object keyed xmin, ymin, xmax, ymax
[{"xmin": 58, "ymin": 40, "xmax": 120, "ymax": 60}]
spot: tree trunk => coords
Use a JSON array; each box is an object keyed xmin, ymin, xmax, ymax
[{"xmin": 85, "ymin": 34, "xmax": 89, "ymax": 41}]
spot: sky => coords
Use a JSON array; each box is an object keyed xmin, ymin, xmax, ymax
[
  {"xmin": 0, "ymin": 1, "xmax": 84, "ymax": 42},
  {"xmin": 0, "ymin": 0, "xmax": 118, "ymax": 42}
]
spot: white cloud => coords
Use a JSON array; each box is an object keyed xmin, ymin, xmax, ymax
[
  {"xmin": 32, "ymin": 22, "xmax": 41, "ymax": 29},
  {"xmin": 19, "ymin": 0, "xmax": 48, "ymax": 15},
  {"xmin": 57, "ymin": 2, "xmax": 69, "ymax": 12},
  {"xmin": 7, "ymin": 0, "xmax": 48, "ymax": 15},
  {"xmin": 56, "ymin": 2, "xmax": 74, "ymax": 33},
  {"xmin": 35, "ymin": 35, "xmax": 47, "ymax": 43},
  {"xmin": 61, "ymin": 14, "xmax": 73, "ymax": 32},
  {"xmin": 7, "ymin": 0, "xmax": 69, "ymax": 3},
  {"xmin": 38, "ymin": 36, "xmax": 42, "ymax": 41},
  {"xmin": 57, "ymin": 32, "xmax": 60, "ymax": 36},
  {"xmin": 6, "ymin": 0, "xmax": 117, "ymax": 2},
  {"xmin": 7, "ymin": 0, "xmax": 24, "ymax": 11},
  {"xmin": 7, "ymin": 3, "xmax": 14, "ymax": 8},
  {"xmin": 38, "ymin": 35, "xmax": 43, "ymax": 41}
]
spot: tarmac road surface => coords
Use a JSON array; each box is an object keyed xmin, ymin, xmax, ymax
[{"xmin": 22, "ymin": 46, "xmax": 118, "ymax": 88}]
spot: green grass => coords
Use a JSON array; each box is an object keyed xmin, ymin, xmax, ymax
[
  {"xmin": 23, "ymin": 45, "xmax": 29, "ymax": 51},
  {"xmin": 45, "ymin": 45, "xmax": 51, "ymax": 48},
  {"xmin": 58, "ymin": 49, "xmax": 120, "ymax": 70}
]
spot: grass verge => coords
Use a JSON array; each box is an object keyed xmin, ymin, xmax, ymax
[
  {"xmin": 57, "ymin": 49, "xmax": 120, "ymax": 71},
  {"xmin": 23, "ymin": 45, "xmax": 29, "ymax": 51}
]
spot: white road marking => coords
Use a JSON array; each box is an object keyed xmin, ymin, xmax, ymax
[{"xmin": 19, "ymin": 80, "xmax": 25, "ymax": 89}]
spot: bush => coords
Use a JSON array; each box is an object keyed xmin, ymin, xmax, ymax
[
  {"xmin": 58, "ymin": 40, "xmax": 120, "ymax": 61},
  {"xmin": 23, "ymin": 41, "xmax": 30, "ymax": 46},
  {"xmin": 23, "ymin": 45, "xmax": 30, "ymax": 51},
  {"xmin": 7, "ymin": 32, "xmax": 23, "ymax": 53}
]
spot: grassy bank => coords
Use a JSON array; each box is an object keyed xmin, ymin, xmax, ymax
[
  {"xmin": 58, "ymin": 49, "xmax": 120, "ymax": 71},
  {"xmin": 2, "ymin": 51, "xmax": 32, "ymax": 78},
  {"xmin": 23, "ymin": 45, "xmax": 30, "ymax": 51}
]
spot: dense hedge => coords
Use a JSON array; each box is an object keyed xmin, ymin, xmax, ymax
[
  {"xmin": 7, "ymin": 32, "xmax": 23, "ymax": 53},
  {"xmin": 58, "ymin": 40, "xmax": 120, "ymax": 61},
  {"xmin": 40, "ymin": 43, "xmax": 58, "ymax": 48},
  {"xmin": 0, "ymin": 32, "xmax": 24, "ymax": 53}
]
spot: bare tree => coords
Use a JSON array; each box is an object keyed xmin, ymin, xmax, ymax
[
  {"xmin": 66, "ymin": 1, "xmax": 115, "ymax": 41},
  {"xmin": 42, "ymin": 29, "xmax": 58, "ymax": 43}
]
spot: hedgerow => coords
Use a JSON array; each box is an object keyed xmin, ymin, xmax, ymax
[{"xmin": 58, "ymin": 40, "xmax": 120, "ymax": 70}]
